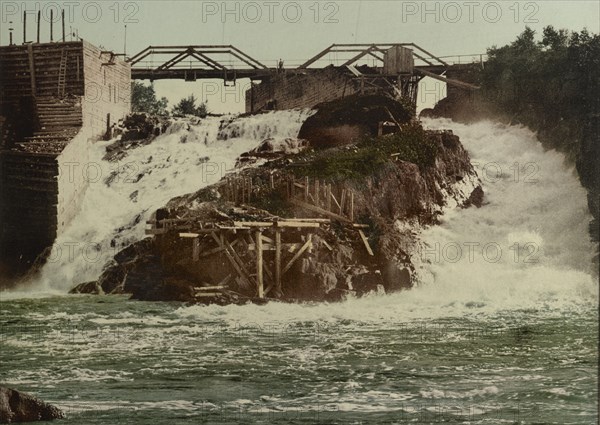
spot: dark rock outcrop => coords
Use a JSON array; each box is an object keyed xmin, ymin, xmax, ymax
[
  {"xmin": 103, "ymin": 113, "xmax": 170, "ymax": 161},
  {"xmin": 0, "ymin": 388, "xmax": 64, "ymax": 423},
  {"xmin": 298, "ymin": 94, "xmax": 414, "ymax": 149}
]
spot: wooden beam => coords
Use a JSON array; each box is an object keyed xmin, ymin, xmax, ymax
[
  {"xmin": 290, "ymin": 199, "xmax": 352, "ymax": 223},
  {"xmin": 192, "ymin": 237, "xmax": 200, "ymax": 261},
  {"xmin": 275, "ymin": 229, "xmax": 282, "ymax": 296},
  {"xmin": 180, "ymin": 232, "xmax": 200, "ymax": 238},
  {"xmin": 282, "ymin": 235, "xmax": 312, "ymax": 275},
  {"xmin": 211, "ymin": 232, "xmax": 252, "ymax": 288},
  {"xmin": 195, "ymin": 285, "xmax": 228, "ymax": 291},
  {"xmin": 358, "ymin": 230, "xmax": 375, "ymax": 256},
  {"xmin": 195, "ymin": 292, "xmax": 222, "ymax": 297},
  {"xmin": 256, "ymin": 230, "xmax": 264, "ymax": 298},
  {"xmin": 416, "ymin": 68, "xmax": 480, "ymax": 90}
]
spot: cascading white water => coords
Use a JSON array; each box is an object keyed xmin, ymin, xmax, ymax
[
  {"xmin": 174, "ymin": 118, "xmax": 598, "ymax": 325},
  {"xmin": 33, "ymin": 110, "xmax": 313, "ymax": 292},
  {"xmin": 15, "ymin": 113, "xmax": 598, "ymax": 318},
  {"xmin": 410, "ymin": 118, "xmax": 598, "ymax": 312}
]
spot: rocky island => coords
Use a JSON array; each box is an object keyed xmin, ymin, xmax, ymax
[{"xmin": 71, "ymin": 94, "xmax": 483, "ymax": 304}]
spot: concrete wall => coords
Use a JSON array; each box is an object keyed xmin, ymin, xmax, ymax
[{"xmin": 246, "ymin": 67, "xmax": 360, "ymax": 113}]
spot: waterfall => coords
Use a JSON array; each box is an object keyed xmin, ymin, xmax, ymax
[{"xmin": 31, "ymin": 110, "xmax": 313, "ymax": 292}]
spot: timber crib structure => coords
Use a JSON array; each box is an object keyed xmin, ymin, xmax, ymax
[
  {"xmin": 145, "ymin": 173, "xmax": 376, "ymax": 300},
  {"xmin": 0, "ymin": 16, "xmax": 131, "ymax": 277}
]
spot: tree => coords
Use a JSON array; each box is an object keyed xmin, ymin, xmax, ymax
[
  {"xmin": 131, "ymin": 81, "xmax": 169, "ymax": 115},
  {"xmin": 172, "ymin": 94, "xmax": 208, "ymax": 117}
]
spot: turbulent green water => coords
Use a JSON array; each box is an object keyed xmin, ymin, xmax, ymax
[
  {"xmin": 1, "ymin": 118, "xmax": 598, "ymax": 424},
  {"xmin": 0, "ymin": 296, "xmax": 597, "ymax": 424}
]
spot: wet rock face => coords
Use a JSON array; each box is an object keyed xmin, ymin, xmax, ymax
[
  {"xmin": 236, "ymin": 137, "xmax": 310, "ymax": 166},
  {"xmin": 0, "ymin": 387, "xmax": 64, "ymax": 423},
  {"xmin": 104, "ymin": 113, "xmax": 170, "ymax": 161}
]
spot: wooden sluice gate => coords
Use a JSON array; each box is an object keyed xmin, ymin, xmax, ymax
[{"xmin": 145, "ymin": 174, "xmax": 375, "ymax": 301}]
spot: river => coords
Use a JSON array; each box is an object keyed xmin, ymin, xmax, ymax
[{"xmin": 0, "ymin": 115, "xmax": 597, "ymax": 424}]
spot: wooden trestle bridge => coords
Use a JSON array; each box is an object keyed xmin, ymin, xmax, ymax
[
  {"xmin": 127, "ymin": 42, "xmax": 480, "ymax": 91},
  {"xmin": 146, "ymin": 173, "xmax": 375, "ymax": 300}
]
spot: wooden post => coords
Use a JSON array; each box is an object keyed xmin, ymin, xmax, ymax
[
  {"xmin": 315, "ymin": 179, "xmax": 320, "ymax": 207},
  {"xmin": 62, "ymin": 9, "xmax": 65, "ymax": 42},
  {"xmin": 350, "ymin": 191, "xmax": 355, "ymax": 222},
  {"xmin": 192, "ymin": 237, "xmax": 200, "ymax": 261},
  {"xmin": 326, "ymin": 184, "xmax": 332, "ymax": 212},
  {"xmin": 275, "ymin": 228, "xmax": 282, "ymax": 296},
  {"xmin": 27, "ymin": 44, "xmax": 36, "ymax": 96},
  {"xmin": 23, "ymin": 11, "xmax": 26, "ymax": 43},
  {"xmin": 304, "ymin": 176, "xmax": 309, "ymax": 200},
  {"xmin": 256, "ymin": 230, "xmax": 264, "ymax": 298},
  {"xmin": 50, "ymin": 9, "xmax": 53, "ymax": 42},
  {"xmin": 36, "ymin": 11, "xmax": 40, "ymax": 43},
  {"xmin": 270, "ymin": 174, "xmax": 274, "ymax": 189}
]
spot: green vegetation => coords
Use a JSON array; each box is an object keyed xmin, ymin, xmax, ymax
[
  {"xmin": 131, "ymin": 81, "xmax": 169, "ymax": 115},
  {"xmin": 480, "ymin": 26, "xmax": 599, "ymax": 242},
  {"xmin": 172, "ymin": 94, "xmax": 208, "ymax": 117},
  {"xmin": 481, "ymin": 26, "xmax": 599, "ymax": 157},
  {"xmin": 291, "ymin": 124, "xmax": 438, "ymax": 181}
]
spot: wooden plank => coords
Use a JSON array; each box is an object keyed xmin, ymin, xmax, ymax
[
  {"xmin": 290, "ymin": 199, "xmax": 352, "ymax": 223},
  {"xmin": 289, "ymin": 218, "xmax": 331, "ymax": 223},
  {"xmin": 256, "ymin": 230, "xmax": 264, "ymax": 298},
  {"xmin": 180, "ymin": 232, "xmax": 200, "ymax": 238},
  {"xmin": 195, "ymin": 285, "xmax": 227, "ymax": 291},
  {"xmin": 282, "ymin": 235, "xmax": 312, "ymax": 275},
  {"xmin": 358, "ymin": 229, "xmax": 374, "ymax": 256},
  {"xmin": 195, "ymin": 292, "xmax": 222, "ymax": 297},
  {"xmin": 276, "ymin": 221, "xmax": 321, "ymax": 228},
  {"xmin": 234, "ymin": 221, "xmax": 272, "ymax": 228}
]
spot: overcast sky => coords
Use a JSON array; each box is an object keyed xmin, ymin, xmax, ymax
[{"xmin": 3, "ymin": 1, "xmax": 599, "ymax": 112}]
